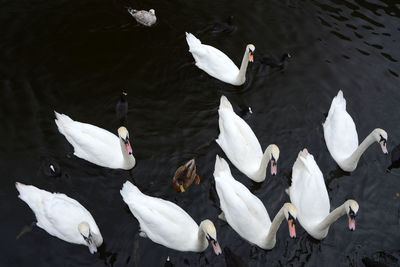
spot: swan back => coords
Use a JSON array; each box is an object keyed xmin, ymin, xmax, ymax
[
  {"xmin": 120, "ymin": 181, "xmax": 208, "ymax": 252},
  {"xmin": 216, "ymin": 96, "xmax": 263, "ymax": 179},
  {"xmin": 288, "ymin": 149, "xmax": 330, "ymax": 232},
  {"xmin": 214, "ymin": 156, "xmax": 272, "ymax": 248},
  {"xmin": 323, "ymin": 90, "xmax": 358, "ymax": 162}
]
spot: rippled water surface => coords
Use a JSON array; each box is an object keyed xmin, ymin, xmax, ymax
[{"xmin": 1, "ymin": 0, "xmax": 400, "ymax": 266}]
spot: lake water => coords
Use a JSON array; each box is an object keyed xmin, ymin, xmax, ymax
[{"xmin": 1, "ymin": 0, "xmax": 400, "ymax": 266}]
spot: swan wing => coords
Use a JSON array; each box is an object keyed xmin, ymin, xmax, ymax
[
  {"xmin": 288, "ymin": 150, "xmax": 330, "ymax": 231},
  {"xmin": 217, "ymin": 97, "xmax": 262, "ymax": 175},
  {"xmin": 214, "ymin": 157, "xmax": 270, "ymax": 245},
  {"xmin": 186, "ymin": 33, "xmax": 239, "ymax": 84},
  {"xmin": 54, "ymin": 112, "xmax": 122, "ymax": 167},
  {"xmin": 323, "ymin": 91, "xmax": 358, "ymax": 162},
  {"xmin": 43, "ymin": 194, "xmax": 99, "ymax": 244},
  {"xmin": 120, "ymin": 182, "xmax": 199, "ymax": 251}
]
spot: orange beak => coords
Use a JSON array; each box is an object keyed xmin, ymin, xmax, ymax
[
  {"xmin": 249, "ymin": 51, "xmax": 254, "ymax": 62},
  {"xmin": 288, "ymin": 219, "xmax": 296, "ymax": 238}
]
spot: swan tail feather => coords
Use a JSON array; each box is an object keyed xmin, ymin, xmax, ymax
[
  {"xmin": 54, "ymin": 111, "xmax": 74, "ymax": 134},
  {"xmin": 185, "ymin": 32, "xmax": 202, "ymax": 50},
  {"xmin": 326, "ymin": 90, "xmax": 346, "ymax": 120},
  {"xmin": 294, "ymin": 148, "xmax": 311, "ymax": 170},
  {"xmin": 213, "ymin": 155, "xmax": 231, "ymax": 178},
  {"xmin": 219, "ymin": 95, "xmax": 233, "ymax": 110},
  {"xmin": 285, "ymin": 188, "xmax": 290, "ymax": 195},
  {"xmin": 16, "ymin": 182, "xmax": 49, "ymax": 214},
  {"xmin": 120, "ymin": 181, "xmax": 142, "ymax": 203}
]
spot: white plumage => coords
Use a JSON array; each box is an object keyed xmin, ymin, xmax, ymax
[
  {"xmin": 287, "ymin": 149, "xmax": 359, "ymax": 240},
  {"xmin": 323, "ymin": 90, "xmax": 388, "ymax": 172},
  {"xmin": 54, "ymin": 111, "xmax": 136, "ymax": 170},
  {"xmin": 185, "ymin": 32, "xmax": 254, "ymax": 86},
  {"xmin": 214, "ymin": 156, "xmax": 297, "ymax": 250},
  {"xmin": 16, "ymin": 182, "xmax": 103, "ymax": 253},
  {"xmin": 120, "ymin": 181, "xmax": 222, "ymax": 254},
  {"xmin": 216, "ymin": 96, "xmax": 279, "ymax": 182}
]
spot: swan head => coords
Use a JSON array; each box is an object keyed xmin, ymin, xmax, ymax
[
  {"xmin": 149, "ymin": 9, "xmax": 155, "ymax": 15},
  {"xmin": 267, "ymin": 144, "xmax": 280, "ymax": 176},
  {"xmin": 118, "ymin": 127, "xmax": 133, "ymax": 155},
  {"xmin": 373, "ymin": 128, "xmax": 388, "ymax": 154},
  {"xmin": 283, "ymin": 203, "xmax": 297, "ymax": 238},
  {"xmin": 78, "ymin": 222, "xmax": 98, "ymax": 254},
  {"xmin": 247, "ymin": 44, "xmax": 255, "ymax": 63},
  {"xmin": 345, "ymin": 200, "xmax": 359, "ymax": 231},
  {"xmin": 200, "ymin": 220, "xmax": 222, "ymax": 255}
]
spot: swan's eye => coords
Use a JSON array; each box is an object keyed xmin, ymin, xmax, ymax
[
  {"xmin": 288, "ymin": 213, "xmax": 296, "ymax": 224},
  {"xmin": 271, "ymin": 155, "xmax": 277, "ymax": 165},
  {"xmin": 379, "ymin": 135, "xmax": 387, "ymax": 145},
  {"xmin": 348, "ymin": 208, "xmax": 357, "ymax": 219}
]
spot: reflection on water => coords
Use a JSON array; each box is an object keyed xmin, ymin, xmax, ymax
[{"xmin": 1, "ymin": 0, "xmax": 400, "ymax": 266}]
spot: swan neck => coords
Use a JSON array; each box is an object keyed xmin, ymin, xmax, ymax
[
  {"xmin": 197, "ymin": 221, "xmax": 209, "ymax": 251},
  {"xmin": 237, "ymin": 46, "xmax": 250, "ymax": 83},
  {"xmin": 343, "ymin": 132, "xmax": 376, "ymax": 171},
  {"xmin": 316, "ymin": 203, "xmax": 347, "ymax": 233},
  {"xmin": 264, "ymin": 206, "xmax": 285, "ymax": 248},
  {"xmin": 253, "ymin": 147, "xmax": 272, "ymax": 182}
]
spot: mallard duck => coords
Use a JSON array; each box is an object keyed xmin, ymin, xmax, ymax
[{"xmin": 172, "ymin": 159, "xmax": 200, "ymax": 192}]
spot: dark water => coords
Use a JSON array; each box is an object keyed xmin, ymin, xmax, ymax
[{"xmin": 1, "ymin": 0, "xmax": 400, "ymax": 266}]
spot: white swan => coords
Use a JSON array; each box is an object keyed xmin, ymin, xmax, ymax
[
  {"xmin": 54, "ymin": 111, "xmax": 136, "ymax": 170},
  {"xmin": 185, "ymin": 32, "xmax": 255, "ymax": 86},
  {"xmin": 216, "ymin": 96, "xmax": 279, "ymax": 182},
  {"xmin": 16, "ymin": 182, "xmax": 103, "ymax": 253},
  {"xmin": 287, "ymin": 149, "xmax": 359, "ymax": 240},
  {"xmin": 323, "ymin": 90, "xmax": 388, "ymax": 172},
  {"xmin": 128, "ymin": 8, "xmax": 156, "ymax": 26},
  {"xmin": 120, "ymin": 181, "xmax": 222, "ymax": 254},
  {"xmin": 214, "ymin": 156, "xmax": 296, "ymax": 250}
]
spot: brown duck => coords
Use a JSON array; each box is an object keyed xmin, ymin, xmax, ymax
[{"xmin": 172, "ymin": 159, "xmax": 200, "ymax": 192}]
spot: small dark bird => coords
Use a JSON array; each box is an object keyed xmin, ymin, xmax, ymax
[
  {"xmin": 260, "ymin": 53, "xmax": 291, "ymax": 68},
  {"xmin": 387, "ymin": 144, "xmax": 400, "ymax": 172},
  {"xmin": 224, "ymin": 247, "xmax": 248, "ymax": 267},
  {"xmin": 41, "ymin": 158, "xmax": 61, "ymax": 177},
  {"xmin": 116, "ymin": 91, "xmax": 128, "ymax": 124},
  {"xmin": 238, "ymin": 106, "xmax": 252, "ymax": 119},
  {"xmin": 210, "ymin": 16, "xmax": 236, "ymax": 34},
  {"xmin": 164, "ymin": 256, "xmax": 173, "ymax": 267}
]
